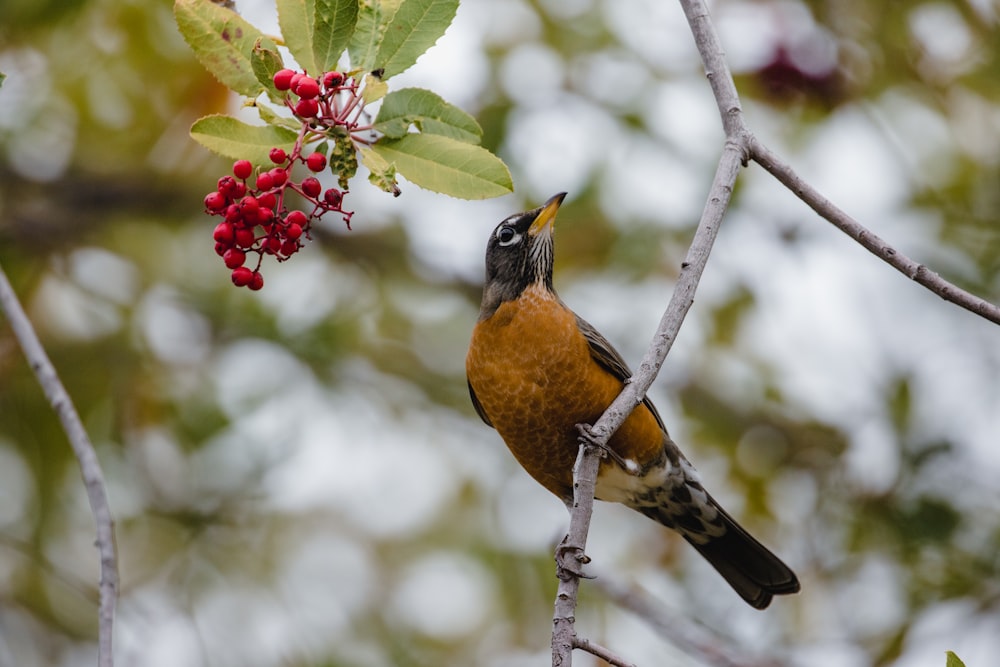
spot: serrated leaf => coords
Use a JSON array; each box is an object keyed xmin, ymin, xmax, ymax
[
  {"xmin": 190, "ymin": 114, "xmax": 298, "ymax": 166},
  {"xmin": 371, "ymin": 134, "xmax": 512, "ymax": 199},
  {"xmin": 945, "ymin": 652, "xmax": 966, "ymax": 667},
  {"xmin": 0, "ymin": 72, "xmax": 6, "ymax": 89},
  {"xmin": 362, "ymin": 72, "xmax": 388, "ymax": 103},
  {"xmin": 348, "ymin": 0, "xmax": 404, "ymax": 71},
  {"xmin": 174, "ymin": 0, "xmax": 276, "ymax": 97},
  {"xmin": 313, "ymin": 0, "xmax": 359, "ymax": 72},
  {"xmin": 251, "ymin": 40, "xmax": 287, "ymax": 103},
  {"xmin": 374, "ymin": 0, "xmax": 459, "ymax": 79},
  {"xmin": 374, "ymin": 87, "xmax": 481, "ymax": 143},
  {"xmin": 277, "ymin": 0, "xmax": 319, "ymax": 74},
  {"xmin": 359, "ymin": 147, "xmax": 400, "ymax": 195},
  {"xmin": 255, "ymin": 102, "xmax": 302, "ymax": 131}
]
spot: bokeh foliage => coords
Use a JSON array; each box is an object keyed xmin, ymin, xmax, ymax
[{"xmin": 0, "ymin": 0, "xmax": 998, "ymax": 665}]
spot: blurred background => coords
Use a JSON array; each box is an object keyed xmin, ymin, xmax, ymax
[{"xmin": 1, "ymin": 0, "xmax": 998, "ymax": 665}]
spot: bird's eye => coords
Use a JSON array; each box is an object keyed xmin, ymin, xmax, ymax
[{"xmin": 496, "ymin": 226, "xmax": 520, "ymax": 246}]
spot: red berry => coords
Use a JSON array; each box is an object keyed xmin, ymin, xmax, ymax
[
  {"xmin": 306, "ymin": 152, "xmax": 327, "ymax": 172},
  {"xmin": 295, "ymin": 98, "xmax": 319, "ymax": 118},
  {"xmin": 214, "ymin": 242, "xmax": 228, "ymax": 257},
  {"xmin": 295, "ymin": 77, "xmax": 320, "ymax": 100},
  {"xmin": 322, "ymin": 71, "xmax": 344, "ymax": 89},
  {"xmin": 269, "ymin": 147, "xmax": 287, "ymax": 164},
  {"xmin": 248, "ymin": 272, "xmax": 264, "ymax": 291},
  {"xmin": 264, "ymin": 236, "xmax": 282, "ymax": 254},
  {"xmin": 256, "ymin": 208, "xmax": 274, "ymax": 225},
  {"xmin": 286, "ymin": 210, "xmax": 308, "ymax": 227},
  {"xmin": 268, "ymin": 168, "xmax": 288, "ymax": 187},
  {"xmin": 233, "ymin": 182, "xmax": 247, "ymax": 198},
  {"xmin": 289, "ymin": 73, "xmax": 304, "ymax": 93},
  {"xmin": 301, "ymin": 177, "xmax": 322, "ymax": 198},
  {"xmin": 213, "ymin": 222, "xmax": 234, "ymax": 243},
  {"xmin": 235, "ymin": 228, "xmax": 255, "ymax": 248},
  {"xmin": 323, "ymin": 188, "xmax": 342, "ymax": 207},
  {"xmin": 231, "ymin": 267, "xmax": 253, "ymax": 286},
  {"xmin": 273, "ymin": 69, "xmax": 296, "ymax": 91},
  {"xmin": 257, "ymin": 192, "xmax": 277, "ymax": 210},
  {"xmin": 225, "ymin": 204, "xmax": 242, "ymax": 222},
  {"xmin": 281, "ymin": 239, "xmax": 300, "ymax": 256},
  {"xmin": 223, "ymin": 248, "xmax": 246, "ymax": 269},
  {"xmin": 286, "ymin": 223, "xmax": 303, "ymax": 240},
  {"xmin": 217, "ymin": 175, "xmax": 239, "ymax": 197},
  {"xmin": 204, "ymin": 191, "xmax": 227, "ymax": 211},
  {"xmin": 240, "ymin": 196, "xmax": 260, "ymax": 214},
  {"xmin": 233, "ymin": 160, "xmax": 253, "ymax": 180},
  {"xmin": 255, "ymin": 172, "xmax": 274, "ymax": 191}
]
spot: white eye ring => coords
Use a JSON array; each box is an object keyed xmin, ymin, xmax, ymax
[{"xmin": 496, "ymin": 226, "xmax": 521, "ymax": 246}]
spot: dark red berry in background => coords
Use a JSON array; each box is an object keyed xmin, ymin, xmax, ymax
[
  {"xmin": 286, "ymin": 210, "xmax": 308, "ymax": 227},
  {"xmin": 213, "ymin": 222, "xmax": 234, "ymax": 244},
  {"xmin": 264, "ymin": 236, "xmax": 282, "ymax": 254},
  {"xmin": 256, "ymin": 172, "xmax": 274, "ymax": 191},
  {"xmin": 232, "ymin": 266, "xmax": 253, "ymax": 286},
  {"xmin": 249, "ymin": 272, "xmax": 264, "ymax": 291},
  {"xmin": 223, "ymin": 248, "xmax": 246, "ymax": 269},
  {"xmin": 295, "ymin": 98, "xmax": 319, "ymax": 118},
  {"xmin": 269, "ymin": 147, "xmax": 287, "ymax": 164},
  {"xmin": 204, "ymin": 191, "xmax": 227, "ymax": 211},
  {"xmin": 233, "ymin": 160, "xmax": 253, "ymax": 180},
  {"xmin": 322, "ymin": 71, "xmax": 344, "ymax": 89},
  {"xmin": 273, "ymin": 69, "xmax": 296, "ymax": 91},
  {"xmin": 281, "ymin": 240, "xmax": 299, "ymax": 256},
  {"xmin": 306, "ymin": 152, "xmax": 327, "ymax": 172},
  {"xmin": 286, "ymin": 223, "xmax": 303, "ymax": 240},
  {"xmin": 301, "ymin": 177, "xmax": 322, "ymax": 198},
  {"xmin": 269, "ymin": 168, "xmax": 288, "ymax": 187},
  {"xmin": 324, "ymin": 188, "xmax": 342, "ymax": 207},
  {"xmin": 295, "ymin": 77, "xmax": 320, "ymax": 100}
]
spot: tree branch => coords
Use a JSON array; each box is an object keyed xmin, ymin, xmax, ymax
[
  {"xmin": 573, "ymin": 636, "xmax": 638, "ymax": 667},
  {"xmin": 749, "ymin": 138, "xmax": 1000, "ymax": 325},
  {"xmin": 0, "ymin": 262, "xmax": 118, "ymax": 667}
]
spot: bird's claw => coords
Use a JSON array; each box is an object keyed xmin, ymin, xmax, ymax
[
  {"xmin": 574, "ymin": 423, "xmax": 632, "ymax": 472},
  {"xmin": 555, "ymin": 536, "xmax": 594, "ymax": 581}
]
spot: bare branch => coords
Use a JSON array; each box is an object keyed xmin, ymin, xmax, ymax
[
  {"xmin": 0, "ymin": 263, "xmax": 118, "ymax": 667},
  {"xmin": 591, "ymin": 575, "xmax": 789, "ymax": 667},
  {"xmin": 573, "ymin": 636, "xmax": 638, "ymax": 667},
  {"xmin": 749, "ymin": 138, "xmax": 1000, "ymax": 325}
]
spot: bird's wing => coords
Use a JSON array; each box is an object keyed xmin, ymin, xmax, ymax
[
  {"xmin": 574, "ymin": 314, "xmax": 668, "ymax": 433},
  {"xmin": 468, "ymin": 380, "xmax": 494, "ymax": 427}
]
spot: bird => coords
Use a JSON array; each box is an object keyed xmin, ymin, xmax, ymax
[{"xmin": 465, "ymin": 192, "xmax": 800, "ymax": 609}]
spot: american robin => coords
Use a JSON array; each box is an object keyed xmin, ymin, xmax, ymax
[{"xmin": 466, "ymin": 193, "xmax": 800, "ymax": 609}]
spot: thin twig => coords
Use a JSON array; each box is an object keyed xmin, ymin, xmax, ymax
[
  {"xmin": 749, "ymin": 137, "xmax": 1000, "ymax": 325},
  {"xmin": 573, "ymin": 636, "xmax": 638, "ymax": 667},
  {"xmin": 0, "ymin": 263, "xmax": 118, "ymax": 667},
  {"xmin": 591, "ymin": 574, "xmax": 789, "ymax": 667}
]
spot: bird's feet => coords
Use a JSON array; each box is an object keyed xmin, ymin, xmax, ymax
[
  {"xmin": 575, "ymin": 423, "xmax": 637, "ymax": 474},
  {"xmin": 555, "ymin": 534, "xmax": 594, "ymax": 581}
]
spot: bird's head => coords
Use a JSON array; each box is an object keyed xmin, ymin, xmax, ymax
[{"xmin": 479, "ymin": 192, "xmax": 566, "ymax": 319}]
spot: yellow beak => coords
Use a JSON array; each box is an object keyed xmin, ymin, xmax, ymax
[{"xmin": 528, "ymin": 192, "xmax": 567, "ymax": 237}]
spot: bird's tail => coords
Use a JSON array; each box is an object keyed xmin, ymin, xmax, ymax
[{"xmin": 683, "ymin": 497, "xmax": 799, "ymax": 610}]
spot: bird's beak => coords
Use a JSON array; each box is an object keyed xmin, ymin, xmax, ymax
[{"xmin": 528, "ymin": 192, "xmax": 567, "ymax": 237}]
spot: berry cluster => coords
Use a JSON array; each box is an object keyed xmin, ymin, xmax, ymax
[{"xmin": 203, "ymin": 68, "xmax": 372, "ymax": 289}]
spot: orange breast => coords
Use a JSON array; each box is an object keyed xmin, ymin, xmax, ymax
[{"xmin": 466, "ymin": 285, "xmax": 664, "ymax": 501}]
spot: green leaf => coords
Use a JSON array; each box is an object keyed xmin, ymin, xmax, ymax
[
  {"xmin": 946, "ymin": 652, "xmax": 966, "ymax": 667},
  {"xmin": 0, "ymin": 72, "xmax": 6, "ymax": 89},
  {"xmin": 278, "ymin": 0, "xmax": 359, "ymax": 75},
  {"xmin": 250, "ymin": 40, "xmax": 287, "ymax": 103},
  {"xmin": 374, "ymin": 87, "xmax": 481, "ymax": 143},
  {"xmin": 374, "ymin": 0, "xmax": 459, "ymax": 79},
  {"xmin": 190, "ymin": 114, "xmax": 298, "ymax": 166},
  {"xmin": 371, "ymin": 134, "xmax": 512, "ymax": 199},
  {"xmin": 174, "ymin": 0, "xmax": 276, "ymax": 98},
  {"xmin": 277, "ymin": 0, "xmax": 319, "ymax": 74},
  {"xmin": 348, "ymin": 0, "xmax": 404, "ymax": 71},
  {"xmin": 255, "ymin": 102, "xmax": 302, "ymax": 131},
  {"xmin": 313, "ymin": 0, "xmax": 359, "ymax": 72},
  {"xmin": 359, "ymin": 147, "xmax": 400, "ymax": 195}
]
